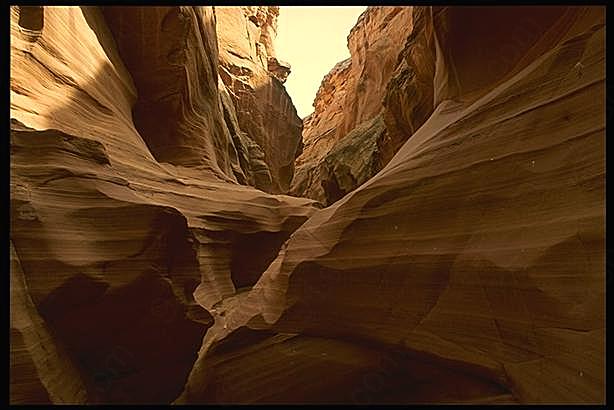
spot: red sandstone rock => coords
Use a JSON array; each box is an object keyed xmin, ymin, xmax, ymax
[
  {"xmin": 9, "ymin": 6, "xmax": 316, "ymax": 404},
  {"xmin": 180, "ymin": 6, "xmax": 605, "ymax": 404},
  {"xmin": 10, "ymin": 5, "xmax": 605, "ymax": 405},
  {"xmin": 215, "ymin": 6, "xmax": 303, "ymax": 194},
  {"xmin": 291, "ymin": 7, "xmax": 433, "ymax": 205}
]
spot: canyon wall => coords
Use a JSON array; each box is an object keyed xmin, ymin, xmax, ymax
[
  {"xmin": 9, "ymin": 5, "xmax": 316, "ymax": 404},
  {"xmin": 291, "ymin": 6, "xmax": 436, "ymax": 205},
  {"xmin": 216, "ymin": 6, "xmax": 303, "ymax": 193},
  {"xmin": 179, "ymin": 5, "xmax": 605, "ymax": 404},
  {"xmin": 10, "ymin": 5, "xmax": 605, "ymax": 405}
]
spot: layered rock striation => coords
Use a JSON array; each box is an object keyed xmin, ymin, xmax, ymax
[
  {"xmin": 10, "ymin": 4, "xmax": 605, "ymax": 405},
  {"xmin": 180, "ymin": 5, "xmax": 605, "ymax": 405},
  {"xmin": 10, "ymin": 5, "xmax": 316, "ymax": 404}
]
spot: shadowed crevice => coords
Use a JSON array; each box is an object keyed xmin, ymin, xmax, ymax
[{"xmin": 18, "ymin": 6, "xmax": 44, "ymax": 32}]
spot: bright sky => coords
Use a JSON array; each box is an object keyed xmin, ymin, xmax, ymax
[{"xmin": 276, "ymin": 6, "xmax": 367, "ymax": 119}]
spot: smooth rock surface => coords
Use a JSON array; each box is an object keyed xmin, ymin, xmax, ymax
[
  {"xmin": 180, "ymin": 6, "xmax": 605, "ymax": 404},
  {"xmin": 9, "ymin": 5, "xmax": 316, "ymax": 404},
  {"xmin": 10, "ymin": 5, "xmax": 605, "ymax": 405}
]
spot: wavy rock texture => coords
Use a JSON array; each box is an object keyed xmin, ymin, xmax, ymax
[
  {"xmin": 216, "ymin": 6, "xmax": 303, "ymax": 194},
  {"xmin": 9, "ymin": 5, "xmax": 316, "ymax": 404},
  {"xmin": 291, "ymin": 6, "xmax": 435, "ymax": 206},
  {"xmin": 10, "ymin": 4, "xmax": 605, "ymax": 406},
  {"xmin": 179, "ymin": 6, "xmax": 605, "ymax": 404}
]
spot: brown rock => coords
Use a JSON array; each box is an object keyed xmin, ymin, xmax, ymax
[
  {"xmin": 342, "ymin": 6, "xmax": 416, "ymax": 135},
  {"xmin": 295, "ymin": 58, "xmax": 351, "ymax": 168},
  {"xmin": 292, "ymin": 114, "xmax": 386, "ymax": 205},
  {"xmin": 101, "ymin": 6, "xmax": 244, "ymax": 181},
  {"xmin": 180, "ymin": 6, "xmax": 605, "ymax": 404},
  {"xmin": 10, "ymin": 241, "xmax": 88, "ymax": 404},
  {"xmin": 381, "ymin": 6, "xmax": 436, "ymax": 164},
  {"xmin": 10, "ymin": 4, "xmax": 605, "ymax": 405},
  {"xmin": 9, "ymin": 5, "xmax": 317, "ymax": 404},
  {"xmin": 178, "ymin": 329, "xmax": 514, "ymax": 404},
  {"xmin": 267, "ymin": 56, "xmax": 291, "ymax": 83},
  {"xmin": 215, "ymin": 6, "xmax": 303, "ymax": 194},
  {"xmin": 291, "ymin": 7, "xmax": 433, "ymax": 205}
]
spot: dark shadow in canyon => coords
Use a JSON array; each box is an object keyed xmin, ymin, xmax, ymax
[
  {"xmin": 17, "ymin": 6, "xmax": 44, "ymax": 31},
  {"xmin": 206, "ymin": 230, "xmax": 293, "ymax": 290},
  {"xmin": 10, "ymin": 121, "xmax": 213, "ymax": 402},
  {"xmin": 188, "ymin": 327, "xmax": 513, "ymax": 404}
]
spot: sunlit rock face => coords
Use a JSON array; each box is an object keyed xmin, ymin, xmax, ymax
[
  {"xmin": 180, "ymin": 5, "xmax": 605, "ymax": 405},
  {"xmin": 10, "ymin": 4, "xmax": 604, "ymax": 405},
  {"xmin": 215, "ymin": 6, "xmax": 303, "ymax": 194},
  {"xmin": 9, "ymin": 5, "xmax": 316, "ymax": 404},
  {"xmin": 291, "ymin": 6, "xmax": 435, "ymax": 206}
]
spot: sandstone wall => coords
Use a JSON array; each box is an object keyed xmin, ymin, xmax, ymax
[
  {"xmin": 10, "ymin": 5, "xmax": 605, "ymax": 405},
  {"xmin": 180, "ymin": 6, "xmax": 605, "ymax": 404},
  {"xmin": 9, "ymin": 6, "xmax": 317, "ymax": 403},
  {"xmin": 291, "ymin": 6, "xmax": 435, "ymax": 205},
  {"xmin": 215, "ymin": 6, "xmax": 302, "ymax": 193}
]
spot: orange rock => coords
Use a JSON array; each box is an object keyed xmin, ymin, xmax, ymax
[
  {"xmin": 9, "ymin": 6, "xmax": 316, "ymax": 404},
  {"xmin": 291, "ymin": 7, "xmax": 433, "ymax": 206},
  {"xmin": 10, "ymin": 4, "xmax": 605, "ymax": 405},
  {"xmin": 216, "ymin": 6, "xmax": 303, "ymax": 194},
  {"xmin": 181, "ymin": 6, "xmax": 605, "ymax": 404}
]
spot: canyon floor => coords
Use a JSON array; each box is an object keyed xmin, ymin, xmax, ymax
[{"xmin": 9, "ymin": 5, "xmax": 605, "ymax": 405}]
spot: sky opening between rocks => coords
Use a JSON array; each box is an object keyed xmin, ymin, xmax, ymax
[{"xmin": 276, "ymin": 6, "xmax": 367, "ymax": 119}]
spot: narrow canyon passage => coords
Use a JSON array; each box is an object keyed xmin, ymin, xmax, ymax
[{"xmin": 9, "ymin": 5, "xmax": 605, "ymax": 405}]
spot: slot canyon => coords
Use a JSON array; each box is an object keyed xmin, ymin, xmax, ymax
[{"xmin": 9, "ymin": 5, "xmax": 605, "ymax": 404}]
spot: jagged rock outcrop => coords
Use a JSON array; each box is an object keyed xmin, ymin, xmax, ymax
[
  {"xmin": 291, "ymin": 6, "xmax": 434, "ymax": 205},
  {"xmin": 179, "ymin": 5, "xmax": 605, "ymax": 404},
  {"xmin": 215, "ymin": 6, "xmax": 303, "ymax": 194},
  {"xmin": 267, "ymin": 56, "xmax": 291, "ymax": 83},
  {"xmin": 9, "ymin": 5, "xmax": 317, "ymax": 404},
  {"xmin": 342, "ymin": 7, "xmax": 417, "ymax": 135},
  {"xmin": 294, "ymin": 58, "xmax": 351, "ymax": 171},
  {"xmin": 380, "ymin": 6, "xmax": 436, "ymax": 165},
  {"xmin": 293, "ymin": 114, "xmax": 386, "ymax": 205}
]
